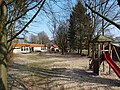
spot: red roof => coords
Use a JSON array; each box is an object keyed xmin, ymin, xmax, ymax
[
  {"xmin": 15, "ymin": 43, "xmax": 59, "ymax": 48},
  {"xmin": 29, "ymin": 44, "xmax": 47, "ymax": 47},
  {"xmin": 15, "ymin": 43, "xmax": 47, "ymax": 47},
  {"xmin": 53, "ymin": 44, "xmax": 59, "ymax": 48},
  {"xmin": 15, "ymin": 43, "xmax": 29, "ymax": 47}
]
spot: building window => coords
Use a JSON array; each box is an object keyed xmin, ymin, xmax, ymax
[
  {"xmin": 21, "ymin": 47, "xmax": 24, "ymax": 51},
  {"xmin": 41, "ymin": 47, "xmax": 46, "ymax": 50},
  {"xmin": 24, "ymin": 47, "xmax": 26, "ymax": 51},
  {"xmin": 26, "ymin": 47, "xmax": 28, "ymax": 51}
]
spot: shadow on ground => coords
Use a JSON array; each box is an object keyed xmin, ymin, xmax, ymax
[{"xmin": 8, "ymin": 63, "xmax": 120, "ymax": 90}]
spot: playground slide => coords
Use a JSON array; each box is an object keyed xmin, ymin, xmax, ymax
[{"xmin": 103, "ymin": 52, "xmax": 120, "ymax": 78}]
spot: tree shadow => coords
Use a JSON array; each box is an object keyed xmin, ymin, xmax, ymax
[
  {"xmin": 8, "ymin": 63, "xmax": 120, "ymax": 90},
  {"xmin": 0, "ymin": 78, "xmax": 6, "ymax": 90}
]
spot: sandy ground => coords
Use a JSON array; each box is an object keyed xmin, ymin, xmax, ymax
[{"xmin": 8, "ymin": 53, "xmax": 120, "ymax": 90}]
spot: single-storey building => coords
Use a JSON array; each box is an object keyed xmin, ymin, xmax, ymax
[
  {"xmin": 13, "ymin": 43, "xmax": 30, "ymax": 53},
  {"xmin": 13, "ymin": 43, "xmax": 48, "ymax": 53},
  {"xmin": 13, "ymin": 43, "xmax": 59, "ymax": 53},
  {"xmin": 29, "ymin": 44, "xmax": 47, "ymax": 52},
  {"xmin": 50, "ymin": 44, "xmax": 59, "ymax": 53}
]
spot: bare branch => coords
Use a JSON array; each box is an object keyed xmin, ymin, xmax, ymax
[
  {"xmin": 85, "ymin": 3, "xmax": 120, "ymax": 30},
  {"xmin": 7, "ymin": 0, "xmax": 46, "ymax": 43},
  {"xmin": 5, "ymin": 0, "xmax": 43, "ymax": 26}
]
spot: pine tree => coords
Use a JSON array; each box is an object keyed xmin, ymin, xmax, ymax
[
  {"xmin": 68, "ymin": 1, "xmax": 92, "ymax": 55},
  {"xmin": 68, "ymin": 13, "xmax": 77, "ymax": 52}
]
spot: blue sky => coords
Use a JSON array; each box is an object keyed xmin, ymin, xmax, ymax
[
  {"xmin": 26, "ymin": 0, "xmax": 77, "ymax": 40},
  {"xmin": 26, "ymin": 8, "xmax": 53, "ymax": 40},
  {"xmin": 27, "ymin": 17, "xmax": 52, "ymax": 37},
  {"xmin": 108, "ymin": 25, "xmax": 120, "ymax": 37},
  {"xmin": 26, "ymin": 0, "xmax": 120, "ymax": 40}
]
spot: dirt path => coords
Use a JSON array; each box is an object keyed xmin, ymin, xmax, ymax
[{"xmin": 8, "ymin": 53, "xmax": 120, "ymax": 90}]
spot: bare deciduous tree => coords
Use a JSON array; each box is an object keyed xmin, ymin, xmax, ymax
[
  {"xmin": 38, "ymin": 31, "xmax": 50, "ymax": 44},
  {"xmin": 0, "ymin": 0, "xmax": 46, "ymax": 89}
]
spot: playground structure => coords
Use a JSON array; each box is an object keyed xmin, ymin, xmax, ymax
[{"xmin": 89, "ymin": 35, "xmax": 120, "ymax": 78}]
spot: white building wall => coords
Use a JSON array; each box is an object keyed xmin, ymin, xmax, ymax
[
  {"xmin": 34, "ymin": 47, "xmax": 42, "ymax": 52},
  {"xmin": 40, "ymin": 47, "xmax": 48, "ymax": 52},
  {"xmin": 13, "ymin": 47, "xmax": 21, "ymax": 53},
  {"xmin": 13, "ymin": 46, "xmax": 48, "ymax": 53},
  {"xmin": 34, "ymin": 47, "xmax": 48, "ymax": 52},
  {"xmin": 13, "ymin": 46, "xmax": 30, "ymax": 53}
]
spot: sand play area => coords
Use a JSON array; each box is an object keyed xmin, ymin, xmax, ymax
[{"xmin": 8, "ymin": 53, "xmax": 120, "ymax": 90}]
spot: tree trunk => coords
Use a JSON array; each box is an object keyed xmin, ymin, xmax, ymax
[
  {"xmin": 80, "ymin": 48, "xmax": 82, "ymax": 55},
  {"xmin": 88, "ymin": 42, "xmax": 91, "ymax": 56},
  {"xmin": 77, "ymin": 48, "xmax": 79, "ymax": 54},
  {"xmin": 79, "ymin": 43, "xmax": 82, "ymax": 55},
  {"xmin": 0, "ymin": 34, "xmax": 8, "ymax": 90},
  {"xmin": 61, "ymin": 49, "xmax": 64, "ymax": 55},
  {"xmin": 87, "ymin": 44, "xmax": 90, "ymax": 56},
  {"xmin": 0, "ymin": 0, "xmax": 8, "ymax": 89}
]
